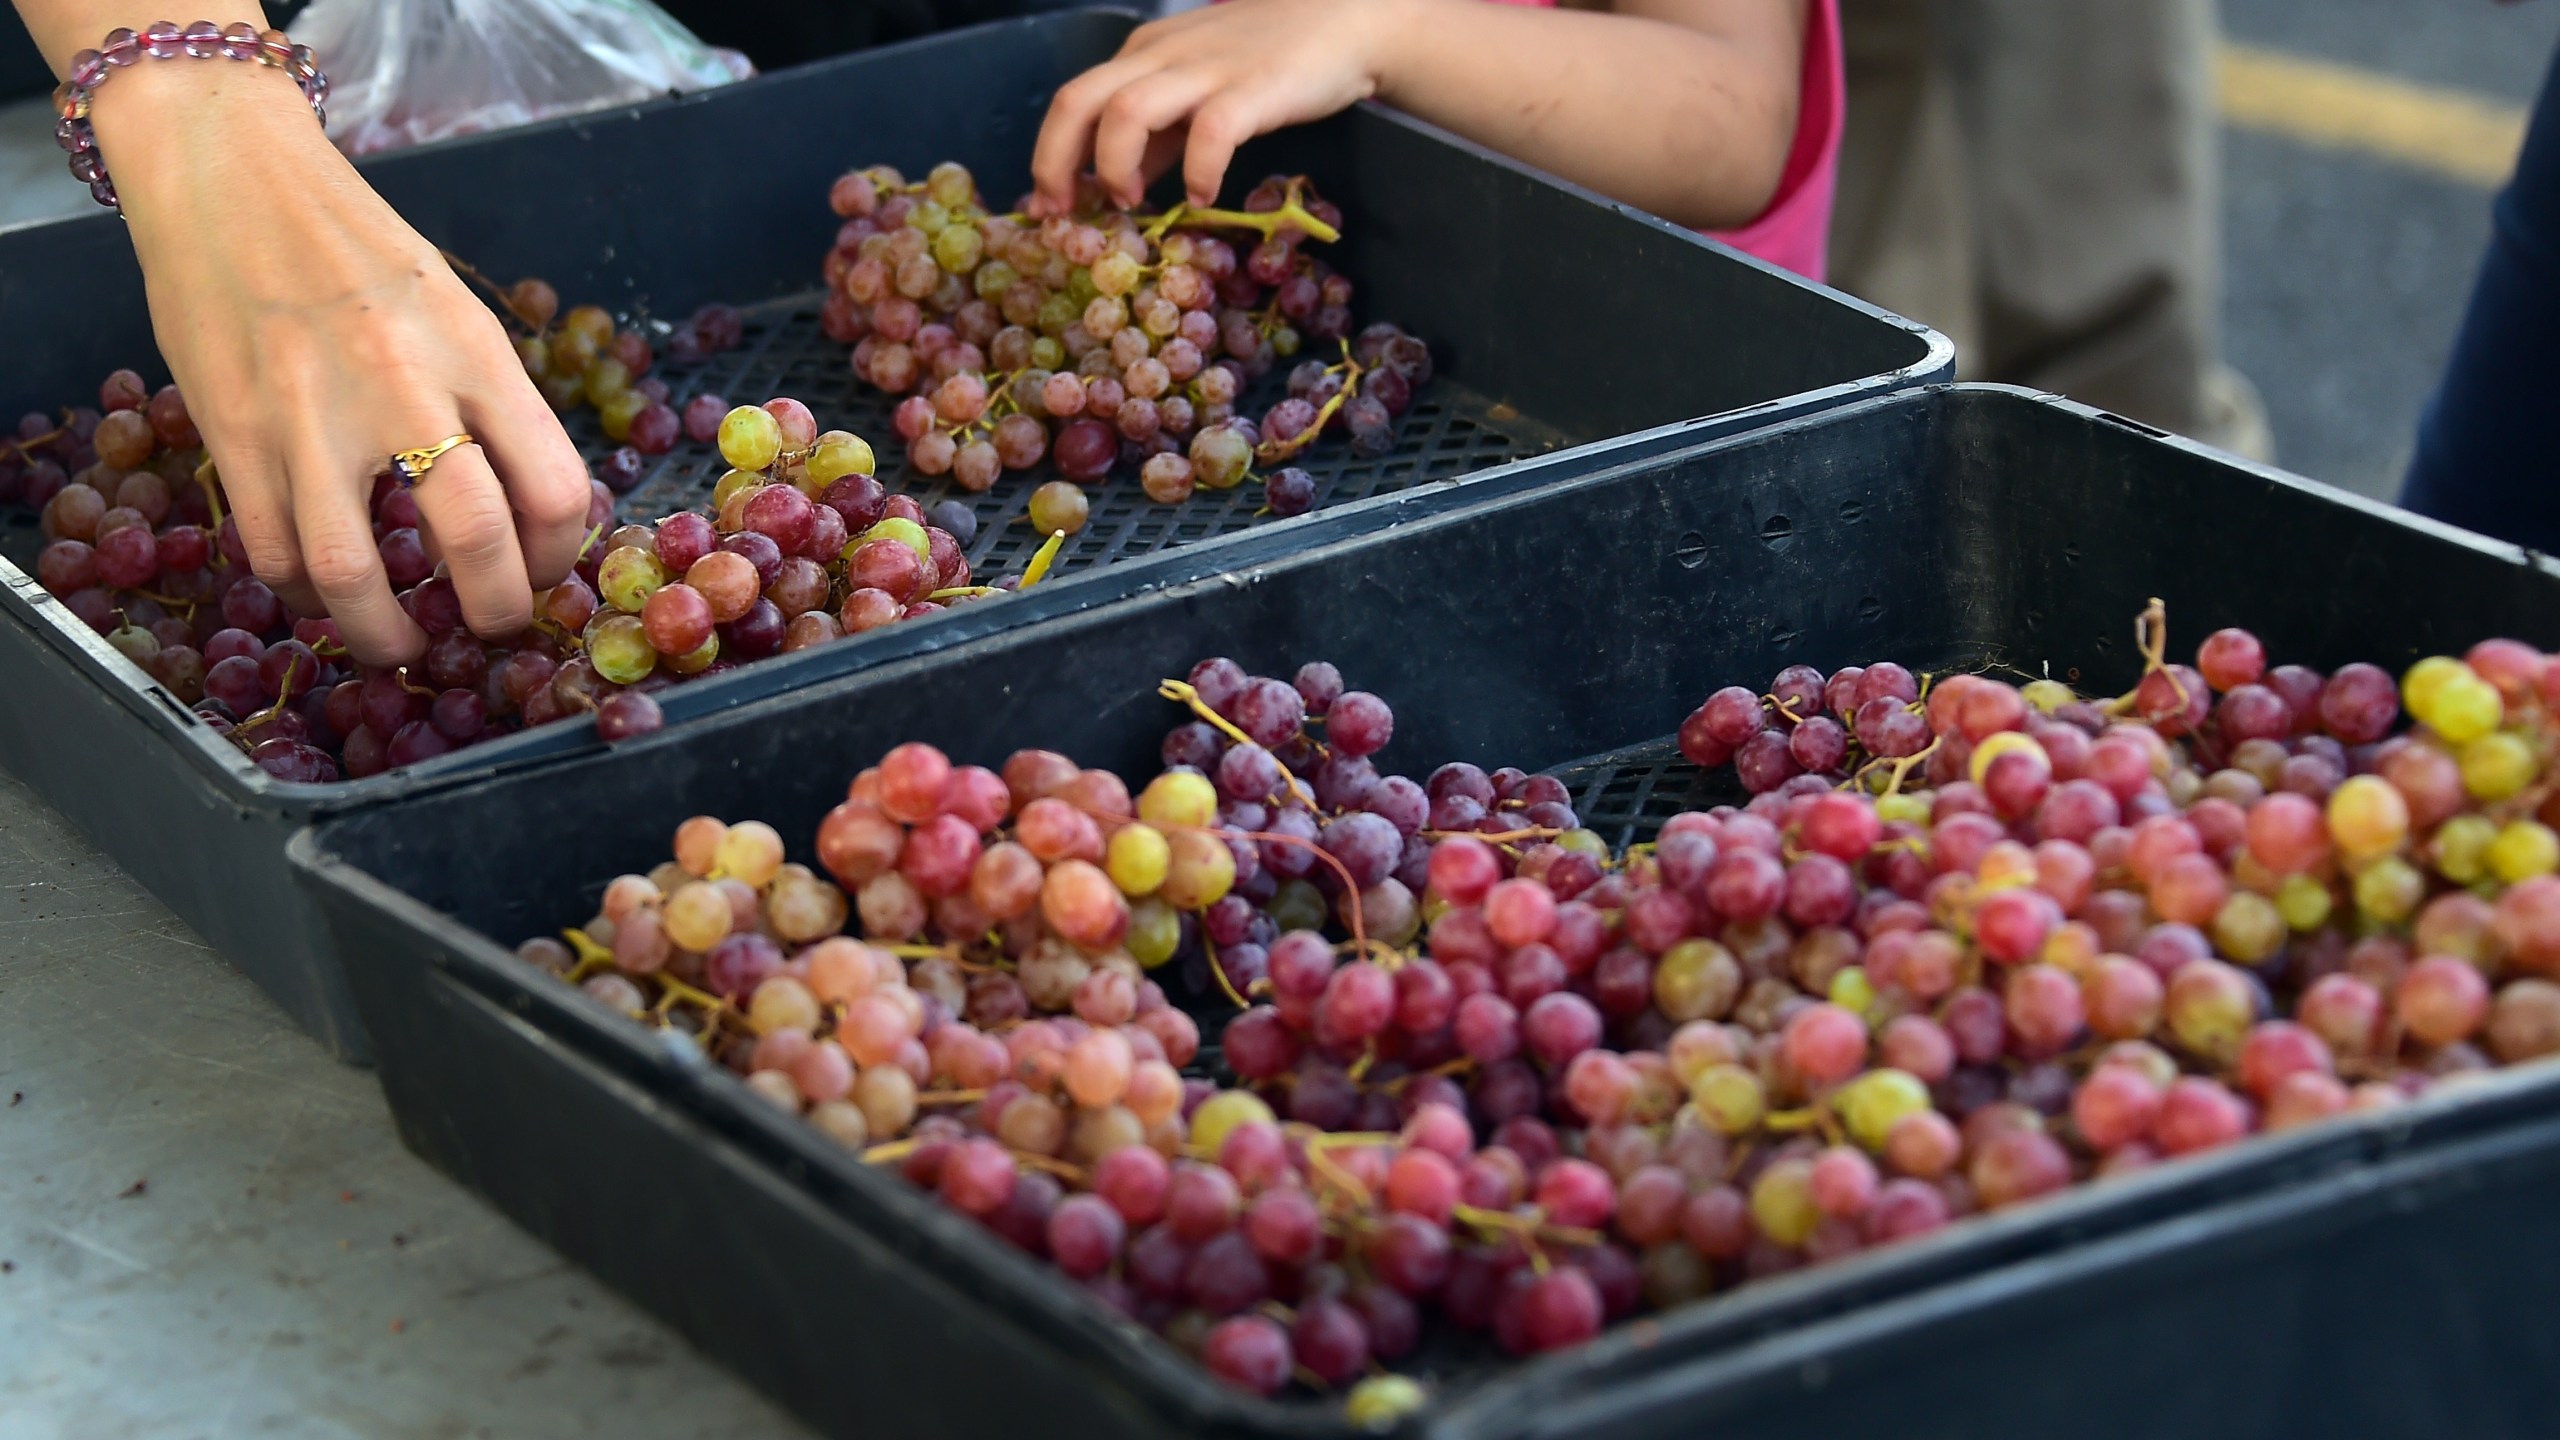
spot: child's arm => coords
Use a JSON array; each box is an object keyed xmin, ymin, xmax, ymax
[{"xmin": 1031, "ymin": 0, "xmax": 1808, "ymax": 232}]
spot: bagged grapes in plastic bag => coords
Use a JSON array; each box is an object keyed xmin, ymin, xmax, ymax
[{"xmin": 296, "ymin": 0, "xmax": 752, "ymax": 156}]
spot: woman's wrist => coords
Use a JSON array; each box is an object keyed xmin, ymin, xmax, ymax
[{"xmin": 63, "ymin": 15, "xmax": 328, "ymax": 212}]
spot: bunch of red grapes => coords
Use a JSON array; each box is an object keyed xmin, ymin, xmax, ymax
[
  {"xmin": 526, "ymin": 616, "xmax": 2560, "ymax": 1418},
  {"xmin": 818, "ymin": 161, "xmax": 1433, "ymax": 520},
  {"xmin": 3, "ymin": 357, "xmax": 1043, "ymax": 779}
]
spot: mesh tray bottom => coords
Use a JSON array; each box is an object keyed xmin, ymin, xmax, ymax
[{"xmin": 592, "ymin": 292, "xmax": 1571, "ymax": 581}]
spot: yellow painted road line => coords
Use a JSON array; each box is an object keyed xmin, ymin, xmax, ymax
[{"xmin": 2218, "ymin": 42, "xmax": 2529, "ymax": 188}]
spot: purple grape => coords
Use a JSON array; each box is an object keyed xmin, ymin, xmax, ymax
[
  {"xmin": 1231, "ymin": 678, "xmax": 1306, "ymax": 748},
  {"xmin": 597, "ymin": 445, "xmax": 646, "ymax": 493},
  {"xmin": 595, "ymin": 689, "xmax": 663, "ymax": 741},
  {"xmin": 1329, "ymin": 691, "xmax": 1393, "ymax": 758}
]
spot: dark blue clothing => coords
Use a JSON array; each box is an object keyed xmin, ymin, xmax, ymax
[{"xmin": 2401, "ymin": 39, "xmax": 2560, "ymax": 551}]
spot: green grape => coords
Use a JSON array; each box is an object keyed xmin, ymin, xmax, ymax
[
  {"xmin": 2429, "ymin": 674, "xmax": 2503, "ymax": 744},
  {"xmin": 908, "ymin": 198, "xmax": 951, "ymax": 235},
  {"xmin": 1127, "ymin": 898, "xmax": 1181, "ymax": 969},
  {"xmin": 973, "ymin": 260, "xmax": 1020, "ymax": 300},
  {"xmin": 550, "ymin": 326, "xmax": 600, "ymax": 377},
  {"xmin": 933, "ymin": 224, "xmax": 984, "ymax": 274},
  {"xmin": 584, "ymin": 613, "xmax": 658, "ymax": 684},
  {"xmin": 1190, "ymin": 1090, "xmax": 1274, "ymax": 1157},
  {"xmin": 925, "ymin": 161, "xmax": 975, "ymax": 208},
  {"xmin": 598, "ymin": 546, "xmax": 668, "ymax": 614},
  {"xmin": 712, "ymin": 469, "xmax": 764, "ymax": 512},
  {"xmin": 2493, "ymin": 821, "xmax": 2560, "ymax": 882},
  {"xmin": 718, "ymin": 405, "xmax": 784, "ymax": 472},
  {"xmin": 2211, "ymin": 891, "xmax": 2285, "ymax": 964},
  {"xmin": 1028, "ymin": 481, "xmax": 1089, "ymax": 536},
  {"xmin": 860, "ymin": 517, "xmax": 929, "ymax": 562},
  {"xmin": 1345, "ymin": 1377, "xmax": 1427, "ymax": 1431},
  {"xmin": 2276, "ymin": 873, "xmax": 2333, "ymax": 930},
  {"xmin": 1030, "ymin": 335, "xmax": 1065, "ymax": 371},
  {"xmin": 597, "ymin": 388, "xmax": 648, "ymax": 442},
  {"xmin": 2353, "ymin": 856, "xmax": 2424, "ymax": 923},
  {"xmin": 807, "ymin": 433, "xmax": 877, "ymax": 485},
  {"xmin": 1066, "ymin": 266, "xmax": 1100, "ymax": 307},
  {"xmin": 1107, "ymin": 823, "xmax": 1170, "ymax": 897},
  {"xmin": 2435, "ymin": 814, "xmax": 2499, "ymax": 884},
  {"xmin": 1036, "ymin": 292, "xmax": 1080, "ymax": 337},
  {"xmin": 1190, "ymin": 427, "xmax": 1253, "ymax": 490},
  {"xmin": 664, "ymin": 634, "xmax": 719, "ymax": 675},
  {"xmin": 1267, "ymin": 878, "xmax": 1327, "ymax": 934},
  {"xmin": 1690, "ymin": 1063, "xmax": 1765, "ymax": 1134},
  {"xmin": 1750, "ymin": 1159, "xmax": 1819, "ymax": 1246},
  {"xmin": 583, "ymin": 356, "xmax": 632, "ymax": 406},
  {"xmin": 1835, "ymin": 1068, "xmax": 1929, "ymax": 1150},
  {"xmin": 1138, "ymin": 772, "xmax": 1217, "ymax": 829},
  {"xmin": 2461, "ymin": 732, "xmax": 2537, "ymax": 801},
  {"xmin": 2020, "ymin": 677, "xmax": 2076, "ymax": 712},
  {"xmin": 1827, "ymin": 965, "xmax": 1876, "ymax": 1017},
  {"xmin": 1091, "ymin": 250, "xmax": 1141, "ymax": 297}
]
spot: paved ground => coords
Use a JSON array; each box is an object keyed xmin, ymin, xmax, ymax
[{"xmin": 2221, "ymin": 0, "xmax": 2560, "ymax": 497}]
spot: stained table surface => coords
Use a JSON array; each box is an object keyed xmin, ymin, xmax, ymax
[{"xmin": 0, "ymin": 767, "xmax": 807, "ymax": 1440}]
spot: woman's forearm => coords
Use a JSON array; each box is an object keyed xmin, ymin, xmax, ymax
[{"xmin": 1367, "ymin": 0, "xmax": 1806, "ymax": 229}]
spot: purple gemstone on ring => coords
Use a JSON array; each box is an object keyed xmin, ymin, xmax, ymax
[
  {"xmin": 53, "ymin": 116, "xmax": 80, "ymax": 151},
  {"xmin": 90, "ymin": 177, "xmax": 118, "ymax": 210},
  {"xmin": 142, "ymin": 21, "xmax": 183, "ymax": 59},
  {"xmin": 101, "ymin": 27, "xmax": 141, "ymax": 64},
  {"xmin": 69, "ymin": 151, "xmax": 103, "ymax": 184},
  {"xmin": 220, "ymin": 22, "xmax": 260, "ymax": 59},
  {"xmin": 181, "ymin": 20, "xmax": 223, "ymax": 57},
  {"xmin": 68, "ymin": 50, "xmax": 106, "ymax": 88},
  {"xmin": 308, "ymin": 71, "xmax": 330, "ymax": 104}
]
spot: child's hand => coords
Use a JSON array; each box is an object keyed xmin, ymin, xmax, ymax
[
  {"xmin": 95, "ymin": 62, "xmax": 591, "ymax": 667},
  {"xmin": 1030, "ymin": 0, "xmax": 1410, "ymax": 215}
]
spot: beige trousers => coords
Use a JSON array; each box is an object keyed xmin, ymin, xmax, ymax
[{"xmin": 1830, "ymin": 0, "xmax": 2252, "ymax": 449}]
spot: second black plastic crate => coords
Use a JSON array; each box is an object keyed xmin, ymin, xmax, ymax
[
  {"xmin": 292, "ymin": 386, "xmax": 2560, "ymax": 1439},
  {"xmin": 0, "ymin": 9, "xmax": 1947, "ymax": 1058}
]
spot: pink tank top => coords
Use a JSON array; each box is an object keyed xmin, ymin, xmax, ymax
[{"xmin": 1481, "ymin": 0, "xmax": 1841, "ymax": 281}]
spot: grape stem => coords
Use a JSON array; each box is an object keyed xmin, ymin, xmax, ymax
[
  {"xmin": 1140, "ymin": 177, "xmax": 1341, "ymax": 245},
  {"xmin": 915, "ymin": 1088, "xmax": 988, "ymax": 1106},
  {"xmin": 1017, "ymin": 529, "xmax": 1069, "ymax": 589},
  {"xmin": 560, "ymin": 926, "xmax": 616, "ymax": 981},
  {"xmin": 130, "ymin": 588, "xmax": 199, "ymax": 618},
  {"xmin": 1156, "ymin": 677, "xmax": 1321, "ymax": 812},
  {"xmin": 2, "ymin": 420, "xmax": 65, "ymax": 462},
  {"xmin": 1201, "ymin": 933, "xmax": 1253, "ymax": 1011},
  {"xmin": 2104, "ymin": 596, "xmax": 2177, "ymax": 716},
  {"xmin": 1012, "ymin": 1151, "xmax": 1088, "ymax": 1185},
  {"xmin": 192, "ymin": 456, "xmax": 228, "ymax": 529},
  {"xmin": 1257, "ymin": 347, "xmax": 1366, "ymax": 467},
  {"xmin": 439, "ymin": 248, "xmax": 551, "ymax": 333},
  {"xmin": 1420, "ymin": 826, "xmax": 1565, "ymax": 844},
  {"xmin": 227, "ymin": 655, "xmax": 302, "ymax": 749},
  {"xmin": 1375, "ymin": 1056, "xmax": 1475, "ymax": 1093}
]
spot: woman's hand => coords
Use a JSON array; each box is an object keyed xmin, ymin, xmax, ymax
[
  {"xmin": 1030, "ymin": 0, "xmax": 1412, "ymax": 215},
  {"xmin": 90, "ymin": 58, "xmax": 590, "ymax": 667}
]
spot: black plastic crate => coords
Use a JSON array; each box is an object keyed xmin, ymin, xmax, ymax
[
  {"xmin": 291, "ymin": 387, "xmax": 2560, "ymax": 1439},
  {"xmin": 0, "ymin": 9, "xmax": 1945, "ymax": 1060}
]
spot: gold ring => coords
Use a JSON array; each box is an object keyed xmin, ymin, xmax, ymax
[{"xmin": 388, "ymin": 433, "xmax": 475, "ymax": 488}]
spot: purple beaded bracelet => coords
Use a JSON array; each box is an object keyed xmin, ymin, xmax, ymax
[{"xmin": 52, "ymin": 21, "xmax": 330, "ymax": 213}]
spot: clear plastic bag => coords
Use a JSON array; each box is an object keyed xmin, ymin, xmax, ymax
[{"xmin": 296, "ymin": 0, "xmax": 752, "ymax": 156}]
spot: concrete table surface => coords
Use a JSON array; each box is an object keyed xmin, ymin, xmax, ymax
[{"xmin": 0, "ymin": 767, "xmax": 808, "ymax": 1440}]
